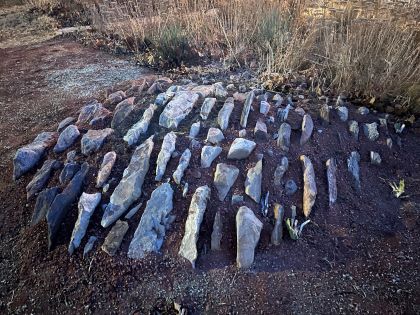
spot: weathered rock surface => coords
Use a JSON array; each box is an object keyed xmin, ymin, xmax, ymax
[
  {"xmin": 337, "ymin": 106, "xmax": 349, "ymax": 122},
  {"xmin": 54, "ymin": 125, "xmax": 80, "ymax": 153},
  {"xmin": 101, "ymin": 136, "xmax": 154, "ymax": 228},
  {"xmin": 155, "ymin": 86, "xmax": 177, "ymax": 107},
  {"xmin": 66, "ymin": 150, "xmax": 77, "ymax": 163},
  {"xmin": 227, "ymin": 138, "xmax": 256, "ymax": 160},
  {"xmin": 214, "ymin": 163, "xmax": 239, "ymax": 201},
  {"xmin": 179, "ymin": 185, "xmax": 211, "ymax": 267},
  {"xmin": 76, "ymin": 101, "xmax": 111, "ymax": 126},
  {"xmin": 300, "ymin": 114, "xmax": 314, "ymax": 145},
  {"xmin": 300, "ymin": 155, "xmax": 317, "ymax": 217},
  {"xmin": 214, "ymin": 82, "xmax": 228, "ymax": 99},
  {"xmin": 173, "ymin": 149, "xmax": 191, "ymax": 184},
  {"xmin": 347, "ymin": 151, "xmax": 361, "ymax": 192},
  {"xmin": 286, "ymin": 109, "xmax": 303, "ymax": 130},
  {"xmin": 125, "ymin": 202, "xmax": 142, "ymax": 219},
  {"xmin": 31, "ymin": 187, "xmax": 59, "ymax": 226},
  {"xmin": 81, "ymin": 128, "xmax": 114, "ymax": 156},
  {"xmin": 89, "ymin": 106, "xmax": 112, "ymax": 127},
  {"xmin": 69, "ymin": 192, "xmax": 101, "ymax": 255},
  {"xmin": 240, "ymin": 91, "xmax": 255, "ymax": 128},
  {"xmin": 200, "ymin": 146, "xmax": 222, "ymax": 168},
  {"xmin": 206, "ymin": 127, "xmax": 224, "ymax": 144},
  {"xmin": 26, "ymin": 159, "xmax": 61, "ymax": 200},
  {"xmin": 217, "ymin": 97, "xmax": 235, "ymax": 130},
  {"xmin": 96, "ymin": 151, "xmax": 117, "ymax": 188},
  {"xmin": 364, "ymin": 122, "xmax": 379, "ymax": 141},
  {"xmin": 349, "ymin": 120, "xmax": 359, "ymax": 140},
  {"xmin": 111, "ymin": 97, "xmax": 135, "ymax": 133},
  {"xmin": 277, "ymin": 123, "xmax": 291, "ymax": 152},
  {"xmin": 211, "ymin": 211, "xmax": 223, "ymax": 251},
  {"xmin": 254, "ymin": 119, "xmax": 268, "ymax": 140},
  {"xmin": 358, "ymin": 106, "xmax": 369, "ymax": 115},
  {"xmin": 59, "ymin": 162, "xmax": 80, "ymax": 185},
  {"xmin": 260, "ymin": 101, "xmax": 270, "ymax": 115},
  {"xmin": 271, "ymin": 204, "xmax": 284, "ymax": 245},
  {"xmin": 200, "ymin": 98, "xmax": 217, "ymax": 120},
  {"xmin": 57, "ymin": 117, "xmax": 75, "ymax": 132},
  {"xmin": 106, "ymin": 90, "xmax": 126, "ymax": 105},
  {"xmin": 155, "ymin": 132, "xmax": 177, "ymax": 181},
  {"xmin": 370, "ymin": 151, "xmax": 382, "ymax": 165},
  {"xmin": 159, "ymin": 91, "xmax": 199, "ymax": 128},
  {"xmin": 326, "ymin": 158, "xmax": 337, "ymax": 206},
  {"xmin": 284, "ymin": 179, "xmax": 298, "ymax": 195},
  {"xmin": 273, "ymin": 156, "xmax": 289, "ymax": 186},
  {"xmin": 124, "ymin": 103, "xmax": 157, "ymax": 145},
  {"xmin": 128, "ymin": 183, "xmax": 174, "ymax": 259},
  {"xmin": 245, "ymin": 159, "xmax": 262, "ymax": 203},
  {"xmin": 83, "ymin": 236, "xmax": 97, "ymax": 257},
  {"xmin": 47, "ymin": 162, "xmax": 89, "ymax": 250},
  {"xmin": 102, "ymin": 220, "xmax": 129, "ymax": 256},
  {"xmin": 189, "ymin": 121, "xmax": 201, "ymax": 138},
  {"xmin": 236, "ymin": 206, "xmax": 262, "ymax": 268}
]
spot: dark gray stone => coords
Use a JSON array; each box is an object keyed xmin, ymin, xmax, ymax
[
  {"xmin": 81, "ymin": 128, "xmax": 114, "ymax": 156},
  {"xmin": 211, "ymin": 211, "xmax": 223, "ymax": 251},
  {"xmin": 54, "ymin": 125, "xmax": 80, "ymax": 153},
  {"xmin": 102, "ymin": 220, "xmax": 129, "ymax": 256},
  {"xmin": 277, "ymin": 123, "xmax": 291, "ymax": 152},
  {"xmin": 271, "ymin": 204, "xmax": 284, "ymax": 245},
  {"xmin": 26, "ymin": 159, "xmax": 61, "ymax": 200},
  {"xmin": 240, "ymin": 91, "xmax": 255, "ymax": 128},
  {"xmin": 273, "ymin": 157, "xmax": 288, "ymax": 186},
  {"xmin": 31, "ymin": 187, "xmax": 59, "ymax": 226},
  {"xmin": 57, "ymin": 117, "xmax": 75, "ymax": 132},
  {"xmin": 59, "ymin": 163, "xmax": 80, "ymax": 185},
  {"xmin": 111, "ymin": 97, "xmax": 135, "ymax": 133},
  {"xmin": 284, "ymin": 179, "xmax": 297, "ymax": 195},
  {"xmin": 347, "ymin": 151, "xmax": 361, "ymax": 192}
]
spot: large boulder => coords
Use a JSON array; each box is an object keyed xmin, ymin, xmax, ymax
[
  {"xmin": 26, "ymin": 159, "xmax": 61, "ymax": 200},
  {"xmin": 96, "ymin": 151, "xmax": 117, "ymax": 188},
  {"xmin": 214, "ymin": 163, "xmax": 239, "ymax": 201},
  {"xmin": 178, "ymin": 185, "xmax": 211, "ymax": 267},
  {"xmin": 54, "ymin": 125, "xmax": 80, "ymax": 153},
  {"xmin": 300, "ymin": 155, "xmax": 317, "ymax": 217},
  {"xmin": 227, "ymin": 138, "xmax": 256, "ymax": 160},
  {"xmin": 236, "ymin": 206, "xmax": 262, "ymax": 268},
  {"xmin": 124, "ymin": 103, "xmax": 157, "ymax": 146},
  {"xmin": 13, "ymin": 131, "xmax": 58, "ymax": 180},
  {"xmin": 159, "ymin": 91, "xmax": 200, "ymax": 129},
  {"xmin": 155, "ymin": 132, "xmax": 177, "ymax": 181},
  {"xmin": 128, "ymin": 183, "xmax": 174, "ymax": 259},
  {"xmin": 101, "ymin": 136, "xmax": 154, "ymax": 228},
  {"xmin": 217, "ymin": 97, "xmax": 235, "ymax": 130},
  {"xmin": 245, "ymin": 158, "xmax": 262, "ymax": 203},
  {"xmin": 81, "ymin": 128, "xmax": 114, "ymax": 156}
]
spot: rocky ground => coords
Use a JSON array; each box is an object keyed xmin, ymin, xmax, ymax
[{"xmin": 1, "ymin": 4, "xmax": 420, "ymax": 315}]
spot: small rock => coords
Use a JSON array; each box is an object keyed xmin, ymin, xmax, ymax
[
  {"xmin": 358, "ymin": 107, "xmax": 370, "ymax": 115},
  {"xmin": 271, "ymin": 204, "xmax": 284, "ymax": 245},
  {"xmin": 284, "ymin": 179, "xmax": 297, "ymax": 195},
  {"xmin": 245, "ymin": 159, "xmax": 262, "ymax": 203},
  {"xmin": 206, "ymin": 128, "xmax": 225, "ymax": 144},
  {"xmin": 211, "ymin": 211, "xmax": 223, "ymax": 251},
  {"xmin": 102, "ymin": 220, "xmax": 129, "ymax": 256},
  {"xmin": 254, "ymin": 119, "xmax": 268, "ymax": 140},
  {"xmin": 238, "ymin": 129, "xmax": 247, "ymax": 137},
  {"xmin": 54, "ymin": 125, "xmax": 80, "ymax": 153},
  {"xmin": 239, "ymin": 85, "xmax": 247, "ymax": 93},
  {"xmin": 57, "ymin": 117, "xmax": 75, "ymax": 132},
  {"xmin": 226, "ymin": 84, "xmax": 235, "ymax": 91},
  {"xmin": 173, "ymin": 149, "xmax": 191, "ymax": 184},
  {"xmin": 214, "ymin": 163, "xmax": 239, "ymax": 201},
  {"xmin": 260, "ymin": 101, "xmax": 270, "ymax": 115},
  {"xmin": 277, "ymin": 123, "xmax": 291, "ymax": 152},
  {"xmin": 236, "ymin": 206, "xmax": 262, "ymax": 268},
  {"xmin": 347, "ymin": 151, "xmax": 361, "ymax": 192},
  {"xmin": 232, "ymin": 194, "xmax": 244, "ymax": 205},
  {"xmin": 155, "ymin": 132, "xmax": 177, "ymax": 181},
  {"xmin": 59, "ymin": 162, "xmax": 80, "ymax": 185},
  {"xmin": 200, "ymin": 146, "xmax": 222, "ymax": 168},
  {"xmin": 106, "ymin": 91, "xmax": 126, "ymax": 105},
  {"xmin": 273, "ymin": 157, "xmax": 288, "ymax": 187},
  {"xmin": 295, "ymin": 107, "xmax": 305, "ymax": 116},
  {"xmin": 111, "ymin": 97, "xmax": 135, "ymax": 134},
  {"xmin": 364, "ymin": 122, "xmax": 379, "ymax": 141},
  {"xmin": 300, "ymin": 155, "xmax": 317, "ymax": 217},
  {"xmin": 26, "ymin": 159, "xmax": 61, "ymax": 200},
  {"xmin": 337, "ymin": 106, "xmax": 349, "ymax": 122},
  {"xmin": 300, "ymin": 114, "xmax": 314, "ymax": 145},
  {"xmin": 66, "ymin": 150, "xmax": 77, "ymax": 163},
  {"xmin": 125, "ymin": 202, "xmax": 143, "ymax": 219},
  {"xmin": 227, "ymin": 138, "xmax": 256, "ymax": 160},
  {"xmin": 124, "ymin": 103, "xmax": 157, "ymax": 146},
  {"xmin": 182, "ymin": 183, "xmax": 189, "ymax": 198},
  {"xmin": 370, "ymin": 151, "xmax": 382, "ymax": 165},
  {"xmin": 386, "ymin": 138, "xmax": 393, "ymax": 149},
  {"xmin": 81, "ymin": 128, "xmax": 114, "ymax": 156},
  {"xmin": 326, "ymin": 158, "xmax": 337, "ymax": 206},
  {"xmin": 189, "ymin": 121, "xmax": 201, "ymax": 138},
  {"xmin": 83, "ymin": 236, "xmax": 97, "ymax": 258},
  {"xmin": 200, "ymin": 98, "xmax": 217, "ymax": 120},
  {"xmin": 217, "ymin": 97, "xmax": 235, "ymax": 130},
  {"xmin": 349, "ymin": 120, "xmax": 359, "ymax": 140},
  {"xmin": 96, "ymin": 151, "xmax": 117, "ymax": 188},
  {"xmin": 31, "ymin": 187, "xmax": 59, "ymax": 226}
]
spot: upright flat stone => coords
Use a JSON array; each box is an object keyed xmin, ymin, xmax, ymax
[
  {"xmin": 326, "ymin": 158, "xmax": 337, "ymax": 206},
  {"xmin": 14, "ymin": 131, "xmax": 57, "ymax": 180},
  {"xmin": 347, "ymin": 151, "xmax": 361, "ymax": 192},
  {"xmin": 26, "ymin": 159, "xmax": 61, "ymax": 200},
  {"xmin": 124, "ymin": 103, "xmax": 157, "ymax": 146},
  {"xmin": 189, "ymin": 122, "xmax": 201, "ymax": 138},
  {"xmin": 217, "ymin": 97, "xmax": 235, "ymax": 130},
  {"xmin": 155, "ymin": 132, "xmax": 177, "ymax": 181},
  {"xmin": 245, "ymin": 159, "xmax": 262, "ymax": 203},
  {"xmin": 364, "ymin": 122, "xmax": 379, "ymax": 141},
  {"xmin": 54, "ymin": 125, "xmax": 80, "ymax": 153},
  {"xmin": 159, "ymin": 91, "xmax": 200, "ymax": 129},
  {"xmin": 59, "ymin": 163, "xmax": 80, "ymax": 185},
  {"xmin": 128, "ymin": 183, "xmax": 174, "ymax": 259},
  {"xmin": 83, "ymin": 236, "xmax": 97, "ymax": 257},
  {"xmin": 240, "ymin": 91, "xmax": 255, "ymax": 128},
  {"xmin": 236, "ymin": 206, "xmax": 262, "ymax": 268},
  {"xmin": 69, "ymin": 192, "xmax": 101, "ymax": 255},
  {"xmin": 101, "ymin": 136, "xmax": 154, "ymax": 228},
  {"xmin": 349, "ymin": 120, "xmax": 359, "ymax": 140},
  {"xmin": 271, "ymin": 204, "xmax": 285, "ymax": 245},
  {"xmin": 277, "ymin": 123, "xmax": 291, "ymax": 152},
  {"xmin": 179, "ymin": 185, "xmax": 211, "ymax": 267},
  {"xmin": 200, "ymin": 146, "xmax": 222, "ymax": 168},
  {"xmin": 214, "ymin": 163, "xmax": 239, "ymax": 201},
  {"xmin": 273, "ymin": 156, "xmax": 288, "ymax": 186},
  {"xmin": 206, "ymin": 128, "xmax": 224, "ymax": 144},
  {"xmin": 111, "ymin": 97, "xmax": 135, "ymax": 133},
  {"xmin": 200, "ymin": 97, "xmax": 217, "ymax": 120},
  {"xmin": 254, "ymin": 119, "xmax": 268, "ymax": 140},
  {"xmin": 337, "ymin": 106, "xmax": 348, "ymax": 122},
  {"xmin": 227, "ymin": 138, "xmax": 256, "ymax": 160},
  {"xmin": 31, "ymin": 187, "xmax": 59, "ymax": 226},
  {"xmin": 211, "ymin": 211, "xmax": 223, "ymax": 251},
  {"xmin": 300, "ymin": 155, "xmax": 317, "ymax": 217},
  {"xmin": 101, "ymin": 220, "xmax": 129, "ymax": 256},
  {"xmin": 81, "ymin": 128, "xmax": 114, "ymax": 156},
  {"xmin": 96, "ymin": 151, "xmax": 117, "ymax": 188},
  {"xmin": 300, "ymin": 114, "xmax": 314, "ymax": 145},
  {"xmin": 47, "ymin": 162, "xmax": 89, "ymax": 250},
  {"xmin": 173, "ymin": 149, "xmax": 191, "ymax": 184}
]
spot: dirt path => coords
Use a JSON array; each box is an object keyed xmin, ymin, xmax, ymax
[{"xmin": 1, "ymin": 5, "xmax": 420, "ymax": 315}]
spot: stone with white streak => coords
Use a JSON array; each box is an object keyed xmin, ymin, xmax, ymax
[
  {"xmin": 155, "ymin": 132, "xmax": 177, "ymax": 181},
  {"xmin": 178, "ymin": 185, "xmax": 211, "ymax": 267}
]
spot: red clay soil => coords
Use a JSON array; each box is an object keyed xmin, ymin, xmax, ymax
[{"xmin": 1, "ymin": 37, "xmax": 420, "ymax": 314}]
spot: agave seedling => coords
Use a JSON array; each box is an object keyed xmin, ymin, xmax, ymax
[
  {"xmin": 285, "ymin": 205, "xmax": 311, "ymax": 240},
  {"xmin": 389, "ymin": 179, "xmax": 406, "ymax": 198}
]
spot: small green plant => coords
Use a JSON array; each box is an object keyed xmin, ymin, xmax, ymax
[
  {"xmin": 285, "ymin": 205, "xmax": 311, "ymax": 240},
  {"xmin": 389, "ymin": 179, "xmax": 406, "ymax": 198}
]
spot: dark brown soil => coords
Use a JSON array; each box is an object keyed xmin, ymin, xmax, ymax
[{"xmin": 1, "ymin": 35, "xmax": 420, "ymax": 315}]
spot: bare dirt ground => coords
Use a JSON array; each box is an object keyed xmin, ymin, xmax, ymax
[{"xmin": 1, "ymin": 4, "xmax": 420, "ymax": 315}]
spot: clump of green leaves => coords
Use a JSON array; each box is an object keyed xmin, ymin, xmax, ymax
[
  {"xmin": 389, "ymin": 179, "xmax": 406, "ymax": 198},
  {"xmin": 285, "ymin": 205, "xmax": 311, "ymax": 240}
]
